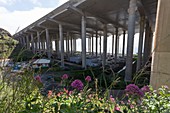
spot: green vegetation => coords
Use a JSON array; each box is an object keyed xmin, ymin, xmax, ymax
[
  {"xmin": 9, "ymin": 44, "xmax": 34, "ymax": 62},
  {"xmin": 0, "ymin": 69, "xmax": 170, "ymax": 113},
  {"xmin": 0, "ymin": 28, "xmax": 18, "ymax": 59}
]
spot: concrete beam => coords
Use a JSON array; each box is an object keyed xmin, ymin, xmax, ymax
[{"xmin": 68, "ymin": 5, "xmax": 127, "ymax": 30}]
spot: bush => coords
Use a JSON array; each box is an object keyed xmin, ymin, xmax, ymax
[{"xmin": 0, "ymin": 67, "xmax": 170, "ymax": 113}]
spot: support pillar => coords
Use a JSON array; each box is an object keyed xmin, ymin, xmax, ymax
[
  {"xmin": 55, "ymin": 34, "xmax": 59, "ymax": 56},
  {"xmin": 88, "ymin": 37, "xmax": 91, "ymax": 53},
  {"xmin": 67, "ymin": 32, "xmax": 70, "ymax": 55},
  {"xmin": 122, "ymin": 30, "xmax": 126, "ymax": 58},
  {"xmin": 45, "ymin": 29, "xmax": 51, "ymax": 59},
  {"xmin": 81, "ymin": 15, "xmax": 86, "ymax": 69},
  {"xmin": 26, "ymin": 35, "xmax": 30, "ymax": 50},
  {"xmin": 100, "ymin": 35, "xmax": 102, "ymax": 55},
  {"xmin": 35, "ymin": 39, "xmax": 37, "ymax": 53},
  {"xmin": 70, "ymin": 34, "xmax": 73, "ymax": 55},
  {"xmin": 136, "ymin": 17, "xmax": 145, "ymax": 71},
  {"xmin": 31, "ymin": 33, "xmax": 35, "ymax": 53},
  {"xmin": 23, "ymin": 37, "xmax": 26, "ymax": 46},
  {"xmin": 143, "ymin": 21, "xmax": 152, "ymax": 65},
  {"xmin": 73, "ymin": 38, "xmax": 76, "ymax": 53},
  {"xmin": 37, "ymin": 31, "xmax": 40, "ymax": 51},
  {"xmin": 125, "ymin": 0, "xmax": 137, "ymax": 82},
  {"xmin": 96, "ymin": 31, "xmax": 98, "ymax": 57},
  {"xmin": 115, "ymin": 27, "xmax": 119, "ymax": 63},
  {"xmin": 59, "ymin": 24, "xmax": 64, "ymax": 67},
  {"xmin": 112, "ymin": 34, "xmax": 114, "ymax": 56},
  {"xmin": 102, "ymin": 25, "xmax": 107, "ymax": 67},
  {"xmin": 151, "ymin": 0, "xmax": 170, "ymax": 89},
  {"xmin": 92, "ymin": 34, "xmax": 94, "ymax": 56}
]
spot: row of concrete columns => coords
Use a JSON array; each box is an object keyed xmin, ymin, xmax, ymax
[{"xmin": 18, "ymin": 0, "xmax": 153, "ymax": 83}]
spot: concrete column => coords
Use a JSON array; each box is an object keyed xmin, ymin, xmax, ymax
[
  {"xmin": 100, "ymin": 35, "xmax": 102, "ymax": 55},
  {"xmin": 23, "ymin": 37, "xmax": 26, "ymax": 46},
  {"xmin": 112, "ymin": 34, "xmax": 114, "ymax": 56},
  {"xmin": 70, "ymin": 34, "xmax": 73, "ymax": 55},
  {"xmin": 88, "ymin": 37, "xmax": 91, "ymax": 53},
  {"xmin": 26, "ymin": 35, "xmax": 30, "ymax": 50},
  {"xmin": 151, "ymin": 0, "xmax": 170, "ymax": 89},
  {"xmin": 125, "ymin": 0, "xmax": 137, "ymax": 82},
  {"xmin": 34, "ymin": 39, "xmax": 37, "ymax": 53},
  {"xmin": 136, "ymin": 17, "xmax": 145, "ymax": 71},
  {"xmin": 67, "ymin": 32, "xmax": 70, "ymax": 55},
  {"xmin": 102, "ymin": 25, "xmax": 107, "ymax": 67},
  {"xmin": 31, "ymin": 33, "xmax": 35, "ymax": 53},
  {"xmin": 81, "ymin": 15, "xmax": 86, "ymax": 68},
  {"xmin": 66, "ymin": 32, "xmax": 68, "ymax": 54},
  {"xmin": 73, "ymin": 38, "xmax": 76, "ymax": 53},
  {"xmin": 143, "ymin": 21, "xmax": 152, "ymax": 65},
  {"xmin": 115, "ymin": 27, "xmax": 119, "ymax": 63},
  {"xmin": 45, "ymin": 29, "xmax": 51, "ymax": 59},
  {"xmin": 91, "ymin": 34, "xmax": 94, "ymax": 56},
  {"xmin": 19, "ymin": 37, "xmax": 22, "ymax": 45},
  {"xmin": 122, "ymin": 30, "xmax": 126, "ymax": 58},
  {"xmin": 55, "ymin": 34, "xmax": 59, "ymax": 56},
  {"xmin": 96, "ymin": 31, "xmax": 98, "ymax": 56},
  {"xmin": 59, "ymin": 24, "xmax": 64, "ymax": 67},
  {"xmin": 42, "ymin": 39, "xmax": 45, "ymax": 50},
  {"xmin": 37, "ymin": 31, "xmax": 40, "ymax": 50}
]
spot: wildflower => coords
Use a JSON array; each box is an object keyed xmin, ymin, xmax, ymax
[
  {"xmin": 130, "ymin": 104, "xmax": 134, "ymax": 109},
  {"xmin": 68, "ymin": 91, "xmax": 73, "ymax": 95},
  {"xmin": 85, "ymin": 76, "xmax": 91, "ymax": 82},
  {"xmin": 120, "ymin": 101, "xmax": 125, "ymax": 105},
  {"xmin": 71, "ymin": 79, "xmax": 84, "ymax": 90},
  {"xmin": 64, "ymin": 88, "xmax": 69, "ymax": 94},
  {"xmin": 61, "ymin": 74, "xmax": 69, "ymax": 80},
  {"xmin": 48, "ymin": 90, "xmax": 52, "ymax": 98},
  {"xmin": 34, "ymin": 75, "xmax": 42, "ymax": 83},
  {"xmin": 141, "ymin": 85, "xmax": 150, "ymax": 93},
  {"xmin": 163, "ymin": 85, "xmax": 169, "ymax": 89},
  {"xmin": 125, "ymin": 84, "xmax": 144, "ymax": 97},
  {"xmin": 114, "ymin": 105, "xmax": 121, "ymax": 111},
  {"xmin": 110, "ymin": 95, "xmax": 115, "ymax": 103}
]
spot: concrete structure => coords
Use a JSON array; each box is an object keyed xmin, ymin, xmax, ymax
[
  {"xmin": 13, "ymin": 0, "xmax": 159, "ymax": 87},
  {"xmin": 151, "ymin": 0, "xmax": 170, "ymax": 89}
]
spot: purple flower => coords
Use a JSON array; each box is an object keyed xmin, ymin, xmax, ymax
[
  {"xmin": 71, "ymin": 79, "xmax": 84, "ymax": 90},
  {"xmin": 34, "ymin": 75, "xmax": 42, "ymax": 83},
  {"xmin": 163, "ymin": 85, "xmax": 169, "ymax": 89},
  {"xmin": 141, "ymin": 85, "xmax": 150, "ymax": 93},
  {"xmin": 85, "ymin": 76, "xmax": 91, "ymax": 82},
  {"xmin": 61, "ymin": 74, "xmax": 68, "ymax": 80},
  {"xmin": 125, "ymin": 84, "xmax": 144, "ymax": 97}
]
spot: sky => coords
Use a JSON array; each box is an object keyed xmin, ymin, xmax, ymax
[
  {"xmin": 0, "ymin": 0, "xmax": 140, "ymax": 54},
  {"xmin": 0, "ymin": 0, "xmax": 69, "ymax": 35}
]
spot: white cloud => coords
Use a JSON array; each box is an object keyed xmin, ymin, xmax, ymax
[
  {"xmin": 0, "ymin": 0, "xmax": 69, "ymax": 35},
  {"xmin": 0, "ymin": 0, "xmax": 17, "ymax": 5},
  {"xmin": 0, "ymin": 6, "xmax": 55, "ymax": 35},
  {"xmin": 30, "ymin": 0, "xmax": 41, "ymax": 6},
  {"xmin": 58, "ymin": 0, "xmax": 69, "ymax": 6}
]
